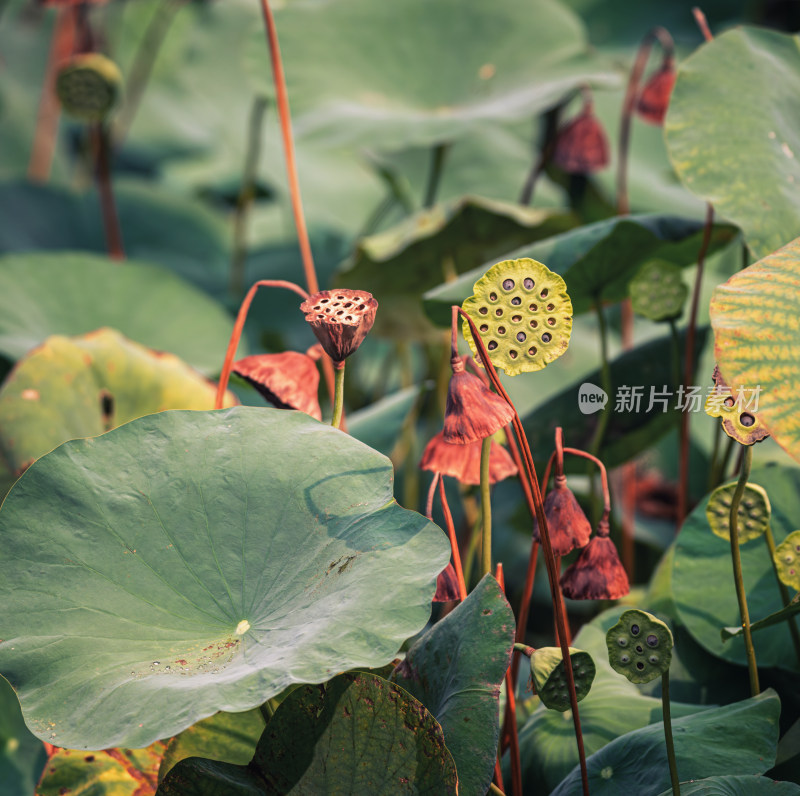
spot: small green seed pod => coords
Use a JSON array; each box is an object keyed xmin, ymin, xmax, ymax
[
  {"xmin": 529, "ymin": 647, "xmax": 595, "ymax": 712},
  {"xmin": 461, "ymin": 258, "xmax": 573, "ymax": 376},
  {"xmin": 629, "ymin": 260, "xmax": 688, "ymax": 322},
  {"xmin": 606, "ymin": 609, "xmax": 673, "ymax": 684},
  {"xmin": 773, "ymin": 529, "xmax": 800, "ymax": 591},
  {"xmin": 55, "ymin": 53, "xmax": 123, "ymax": 123},
  {"xmin": 705, "ymin": 481, "xmax": 770, "ymax": 544}
]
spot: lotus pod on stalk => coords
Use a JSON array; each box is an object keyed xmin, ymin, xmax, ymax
[
  {"xmin": 606, "ymin": 609, "xmax": 673, "ymax": 684},
  {"xmin": 705, "ymin": 365, "xmax": 769, "ymax": 445},
  {"xmin": 531, "ymin": 474, "xmax": 592, "ymax": 556},
  {"xmin": 55, "ymin": 53, "xmax": 122, "ymax": 123},
  {"xmin": 529, "ymin": 647, "xmax": 596, "ymax": 712},
  {"xmin": 705, "ymin": 481, "xmax": 770, "ymax": 544},
  {"xmin": 300, "ymin": 289, "xmax": 377, "ymax": 364},
  {"xmin": 560, "ymin": 521, "xmax": 629, "ymax": 600},
  {"xmin": 629, "ymin": 260, "xmax": 688, "ymax": 321},
  {"xmin": 773, "ymin": 530, "xmax": 800, "ymax": 591},
  {"xmin": 461, "ymin": 258, "xmax": 572, "ymax": 376}
]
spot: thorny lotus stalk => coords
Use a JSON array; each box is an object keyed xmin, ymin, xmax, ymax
[
  {"xmin": 214, "ymin": 280, "xmax": 310, "ymax": 410},
  {"xmin": 455, "ymin": 306, "xmax": 590, "ymax": 796}
]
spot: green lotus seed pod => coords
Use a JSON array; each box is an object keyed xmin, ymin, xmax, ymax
[
  {"xmin": 606, "ymin": 609, "xmax": 673, "ymax": 684},
  {"xmin": 462, "ymin": 258, "xmax": 572, "ymax": 376},
  {"xmin": 529, "ymin": 646, "xmax": 595, "ymax": 712},
  {"xmin": 629, "ymin": 260, "xmax": 688, "ymax": 322},
  {"xmin": 773, "ymin": 530, "xmax": 800, "ymax": 591},
  {"xmin": 705, "ymin": 481, "xmax": 770, "ymax": 544},
  {"xmin": 55, "ymin": 53, "xmax": 123, "ymax": 123}
]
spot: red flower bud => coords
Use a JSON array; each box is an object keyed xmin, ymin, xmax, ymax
[{"xmin": 553, "ymin": 100, "xmax": 609, "ymax": 175}]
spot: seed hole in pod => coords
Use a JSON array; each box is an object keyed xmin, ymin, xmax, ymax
[
  {"xmin": 724, "ymin": 397, "xmax": 735, "ymax": 407},
  {"xmin": 635, "ymin": 645, "xmax": 643, "ymax": 653},
  {"xmin": 495, "ymin": 308, "xmax": 503, "ymax": 317},
  {"xmin": 649, "ymin": 655, "xmax": 659, "ymax": 664},
  {"xmin": 786, "ymin": 555, "xmax": 793, "ymax": 564},
  {"xmin": 744, "ymin": 500, "xmax": 754, "ymax": 509},
  {"xmin": 320, "ymin": 298, "xmax": 329, "ymax": 304},
  {"xmin": 336, "ymin": 295, "xmax": 345, "ymax": 301},
  {"xmin": 529, "ymin": 303, "xmax": 538, "ymax": 312},
  {"xmin": 523, "ymin": 278, "xmax": 535, "ymax": 289},
  {"xmin": 479, "ymin": 307, "xmax": 488, "ymax": 315},
  {"xmin": 530, "ymin": 319, "xmax": 539, "ymax": 329},
  {"xmin": 630, "ymin": 624, "xmax": 640, "ymax": 636},
  {"xmin": 511, "ymin": 296, "xmax": 522, "ymax": 306},
  {"xmin": 542, "ymin": 333, "xmax": 552, "ymax": 343},
  {"xmin": 791, "ymin": 569, "xmax": 796, "ymax": 575},
  {"xmin": 796, "ymin": 545, "xmax": 800, "ymax": 552},
  {"xmin": 358, "ymin": 304, "xmax": 366, "ymax": 311},
  {"xmin": 488, "ymin": 341, "xmax": 498, "ymax": 351},
  {"xmin": 516, "ymin": 332, "xmax": 526, "ymax": 342},
  {"xmin": 344, "ymin": 302, "xmax": 353, "ymax": 308},
  {"xmin": 620, "ymin": 654, "xmax": 630, "ymax": 663},
  {"xmin": 498, "ymin": 326, "xmax": 506, "ymax": 335},
  {"xmin": 646, "ymin": 635, "xmax": 658, "ymax": 647},
  {"xmin": 547, "ymin": 303, "xmax": 555, "ymax": 311},
  {"xmin": 512, "ymin": 314, "xmax": 522, "ymax": 323},
  {"xmin": 480, "ymin": 324, "xmax": 489, "ymax": 332},
  {"xmin": 509, "ymin": 350, "xmax": 518, "ymax": 359},
  {"xmin": 540, "ymin": 288, "xmax": 549, "ymax": 298},
  {"xmin": 489, "ymin": 292, "xmax": 498, "ymax": 301},
  {"xmin": 547, "ymin": 317, "xmax": 556, "ymax": 326},
  {"xmin": 316, "ymin": 314, "xmax": 325, "ymax": 320},
  {"xmin": 636, "ymin": 662, "xmax": 645, "ymax": 670},
  {"xmin": 502, "ymin": 279, "xmax": 515, "ymax": 290},
  {"xmin": 617, "ymin": 637, "xmax": 628, "ymax": 647},
  {"xmin": 345, "ymin": 315, "xmax": 353, "ymax": 321},
  {"xmin": 336, "ymin": 310, "xmax": 344, "ymax": 316},
  {"xmin": 745, "ymin": 520, "xmax": 754, "ymax": 529},
  {"xmin": 741, "ymin": 413, "xmax": 755, "ymax": 427},
  {"xmin": 528, "ymin": 347, "xmax": 537, "ymax": 356}
]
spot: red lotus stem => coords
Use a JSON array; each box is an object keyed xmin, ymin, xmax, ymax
[
  {"xmin": 438, "ymin": 474, "xmax": 468, "ymax": 601},
  {"xmin": 425, "ymin": 471, "xmax": 439, "ymax": 520},
  {"xmin": 693, "ymin": 7, "xmax": 714, "ymax": 42},
  {"xmin": 564, "ymin": 447, "xmax": 611, "ymax": 524},
  {"xmin": 455, "ymin": 307, "xmax": 590, "ymax": 796},
  {"xmin": 92, "ymin": 122, "xmax": 124, "ymax": 261},
  {"xmin": 214, "ymin": 279, "xmax": 309, "ymax": 409}
]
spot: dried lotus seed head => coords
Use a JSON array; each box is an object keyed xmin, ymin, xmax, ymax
[
  {"xmin": 529, "ymin": 647, "xmax": 595, "ymax": 712},
  {"xmin": 629, "ymin": 260, "xmax": 688, "ymax": 322},
  {"xmin": 705, "ymin": 481, "xmax": 770, "ymax": 544},
  {"xmin": 773, "ymin": 530, "xmax": 800, "ymax": 591},
  {"xmin": 606, "ymin": 609, "xmax": 673, "ymax": 684},
  {"xmin": 462, "ymin": 258, "xmax": 572, "ymax": 376},
  {"xmin": 55, "ymin": 53, "xmax": 123, "ymax": 123}
]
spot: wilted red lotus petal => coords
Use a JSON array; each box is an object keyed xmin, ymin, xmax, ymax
[
  {"xmin": 433, "ymin": 563, "xmax": 461, "ymax": 602},
  {"xmin": 233, "ymin": 351, "xmax": 321, "ymax": 421},
  {"xmin": 636, "ymin": 61, "xmax": 677, "ymax": 125},
  {"xmin": 443, "ymin": 359, "xmax": 515, "ymax": 445},
  {"xmin": 300, "ymin": 289, "xmax": 378, "ymax": 363},
  {"xmin": 552, "ymin": 103, "xmax": 609, "ymax": 174},
  {"xmin": 532, "ymin": 475, "xmax": 592, "ymax": 556},
  {"xmin": 420, "ymin": 431, "xmax": 517, "ymax": 485},
  {"xmin": 560, "ymin": 532, "xmax": 629, "ymax": 600}
]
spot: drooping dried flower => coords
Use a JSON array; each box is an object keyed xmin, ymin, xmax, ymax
[
  {"xmin": 232, "ymin": 346, "xmax": 322, "ymax": 420},
  {"xmin": 552, "ymin": 99, "xmax": 609, "ymax": 175},
  {"xmin": 560, "ymin": 521, "xmax": 630, "ymax": 600},
  {"xmin": 532, "ymin": 475, "xmax": 592, "ymax": 556},
  {"xmin": 636, "ymin": 59, "xmax": 676, "ymax": 126},
  {"xmin": 433, "ymin": 563, "xmax": 461, "ymax": 602},
  {"xmin": 300, "ymin": 289, "xmax": 378, "ymax": 363},
  {"xmin": 420, "ymin": 431, "xmax": 517, "ymax": 485}
]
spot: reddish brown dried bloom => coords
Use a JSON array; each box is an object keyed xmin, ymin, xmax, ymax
[
  {"xmin": 233, "ymin": 348, "xmax": 321, "ymax": 421},
  {"xmin": 443, "ymin": 357, "xmax": 515, "ymax": 444},
  {"xmin": 560, "ymin": 522, "xmax": 630, "ymax": 600},
  {"xmin": 433, "ymin": 563, "xmax": 461, "ymax": 602},
  {"xmin": 420, "ymin": 431, "xmax": 517, "ymax": 485},
  {"xmin": 300, "ymin": 289, "xmax": 377, "ymax": 363},
  {"xmin": 636, "ymin": 59, "xmax": 676, "ymax": 126},
  {"xmin": 532, "ymin": 474, "xmax": 592, "ymax": 556},
  {"xmin": 552, "ymin": 100, "xmax": 609, "ymax": 174}
]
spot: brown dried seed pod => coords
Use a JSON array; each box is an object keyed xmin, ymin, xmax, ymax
[
  {"xmin": 636, "ymin": 60, "xmax": 677, "ymax": 126},
  {"xmin": 233, "ymin": 350, "xmax": 321, "ymax": 421},
  {"xmin": 300, "ymin": 289, "xmax": 378, "ymax": 363},
  {"xmin": 552, "ymin": 101, "xmax": 609, "ymax": 175},
  {"xmin": 560, "ymin": 527, "xmax": 630, "ymax": 600},
  {"xmin": 419, "ymin": 431, "xmax": 517, "ymax": 485},
  {"xmin": 532, "ymin": 475, "xmax": 592, "ymax": 556},
  {"xmin": 442, "ymin": 358, "xmax": 516, "ymax": 445}
]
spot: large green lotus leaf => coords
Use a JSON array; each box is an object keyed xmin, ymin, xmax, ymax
[
  {"xmin": 655, "ymin": 775, "xmax": 800, "ymax": 796},
  {"xmin": 671, "ymin": 465, "xmax": 800, "ymax": 670},
  {"xmin": 551, "ymin": 690, "xmax": 781, "ymax": 796},
  {"xmin": 159, "ymin": 672, "xmax": 458, "ymax": 794},
  {"xmin": 0, "ymin": 252, "xmax": 240, "ymax": 375},
  {"xmin": 337, "ymin": 195, "xmax": 576, "ymax": 338},
  {"xmin": 158, "ymin": 709, "xmax": 265, "ymax": 782},
  {"xmin": 520, "ymin": 327, "xmax": 708, "ymax": 469},
  {"xmin": 391, "ymin": 574, "xmax": 515, "ymax": 796},
  {"xmin": 0, "ymin": 408, "xmax": 450, "ymax": 750},
  {"xmin": 710, "ymin": 238, "xmax": 800, "ymax": 462},
  {"xmin": 423, "ymin": 214, "xmax": 738, "ymax": 321},
  {"xmin": 248, "ymin": 0, "xmax": 618, "ymax": 150},
  {"xmin": 37, "ymin": 742, "xmax": 166, "ymax": 796},
  {"xmin": 0, "ymin": 676, "xmax": 46, "ymax": 796},
  {"xmin": 665, "ymin": 27, "xmax": 800, "ymax": 259},
  {"xmin": 516, "ymin": 607, "xmax": 709, "ymax": 793},
  {"xmin": 0, "ymin": 180, "xmax": 229, "ymax": 293},
  {"xmin": 0, "ymin": 329, "xmax": 236, "ymax": 484}
]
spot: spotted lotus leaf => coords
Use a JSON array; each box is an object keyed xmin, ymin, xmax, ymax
[
  {"xmin": 705, "ymin": 481, "xmax": 771, "ymax": 544},
  {"xmin": 773, "ymin": 530, "xmax": 800, "ymax": 591},
  {"xmin": 704, "ymin": 366, "xmax": 769, "ymax": 445},
  {"xmin": 629, "ymin": 260, "xmax": 688, "ymax": 322},
  {"xmin": 461, "ymin": 258, "xmax": 572, "ymax": 376},
  {"xmin": 606, "ymin": 609, "xmax": 673, "ymax": 684},
  {"xmin": 529, "ymin": 647, "xmax": 595, "ymax": 712}
]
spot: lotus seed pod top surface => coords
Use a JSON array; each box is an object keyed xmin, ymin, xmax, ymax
[
  {"xmin": 773, "ymin": 529, "xmax": 800, "ymax": 591},
  {"xmin": 629, "ymin": 259, "xmax": 688, "ymax": 322},
  {"xmin": 55, "ymin": 53, "xmax": 123, "ymax": 123},
  {"xmin": 606, "ymin": 609, "xmax": 673, "ymax": 684},
  {"xmin": 705, "ymin": 481, "xmax": 771, "ymax": 543},
  {"xmin": 300, "ymin": 289, "xmax": 378, "ymax": 362},
  {"xmin": 462, "ymin": 258, "xmax": 572, "ymax": 376},
  {"xmin": 704, "ymin": 365, "xmax": 770, "ymax": 445}
]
